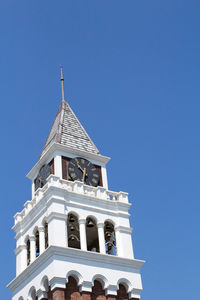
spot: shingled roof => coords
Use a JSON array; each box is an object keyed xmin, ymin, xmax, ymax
[{"xmin": 40, "ymin": 100, "xmax": 100, "ymax": 158}]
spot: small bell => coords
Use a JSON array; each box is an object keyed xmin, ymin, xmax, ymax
[
  {"xmin": 87, "ymin": 219, "xmax": 94, "ymax": 228},
  {"xmin": 70, "ymin": 225, "xmax": 75, "ymax": 231},
  {"xmin": 69, "ymin": 215, "xmax": 75, "ymax": 222}
]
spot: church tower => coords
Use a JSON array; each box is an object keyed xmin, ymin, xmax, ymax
[{"xmin": 8, "ymin": 68, "xmax": 144, "ymax": 300}]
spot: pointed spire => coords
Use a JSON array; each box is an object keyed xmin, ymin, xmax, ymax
[{"xmin": 60, "ymin": 65, "xmax": 65, "ymax": 102}]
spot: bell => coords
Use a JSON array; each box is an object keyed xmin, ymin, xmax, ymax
[
  {"xmin": 69, "ymin": 215, "xmax": 75, "ymax": 222},
  {"xmin": 106, "ymin": 232, "xmax": 112, "ymax": 239},
  {"xmin": 87, "ymin": 219, "xmax": 94, "ymax": 228},
  {"xmin": 70, "ymin": 225, "xmax": 75, "ymax": 231},
  {"xmin": 106, "ymin": 224, "xmax": 112, "ymax": 231}
]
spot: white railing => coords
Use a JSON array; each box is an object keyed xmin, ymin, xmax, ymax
[{"xmin": 14, "ymin": 175, "xmax": 128, "ymax": 225}]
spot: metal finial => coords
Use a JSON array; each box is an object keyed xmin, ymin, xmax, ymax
[{"xmin": 60, "ymin": 65, "xmax": 65, "ymax": 101}]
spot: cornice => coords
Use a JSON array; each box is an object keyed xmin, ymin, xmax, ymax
[
  {"xmin": 27, "ymin": 143, "xmax": 110, "ymax": 180},
  {"xmin": 7, "ymin": 246, "xmax": 145, "ymax": 292},
  {"xmin": 115, "ymin": 226, "xmax": 133, "ymax": 234},
  {"xmin": 13, "ymin": 184, "xmax": 131, "ymax": 233}
]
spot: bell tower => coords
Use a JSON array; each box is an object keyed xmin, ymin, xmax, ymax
[{"xmin": 8, "ymin": 68, "xmax": 144, "ymax": 300}]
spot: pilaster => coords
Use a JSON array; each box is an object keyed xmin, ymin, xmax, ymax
[
  {"xmin": 30, "ymin": 236, "xmax": 36, "ymax": 263},
  {"xmin": 54, "ymin": 155, "xmax": 62, "ymax": 178},
  {"xmin": 97, "ymin": 222, "xmax": 106, "ymax": 254},
  {"xmin": 38, "ymin": 226, "xmax": 45, "ymax": 254},
  {"xmin": 79, "ymin": 219, "xmax": 87, "ymax": 251}
]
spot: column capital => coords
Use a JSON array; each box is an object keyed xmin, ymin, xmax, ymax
[
  {"xmin": 97, "ymin": 222, "xmax": 104, "ymax": 228},
  {"xmin": 37, "ymin": 289, "xmax": 48, "ymax": 300},
  {"xmin": 80, "ymin": 281, "xmax": 93, "ymax": 292},
  {"xmin": 129, "ymin": 288, "xmax": 141, "ymax": 299},
  {"xmin": 79, "ymin": 218, "xmax": 86, "ymax": 224},
  {"xmin": 105, "ymin": 285, "xmax": 118, "ymax": 296},
  {"xmin": 29, "ymin": 235, "xmax": 36, "ymax": 241},
  {"xmin": 38, "ymin": 226, "xmax": 45, "ymax": 232},
  {"xmin": 50, "ymin": 276, "xmax": 66, "ymax": 291},
  {"xmin": 14, "ymin": 244, "xmax": 27, "ymax": 255}
]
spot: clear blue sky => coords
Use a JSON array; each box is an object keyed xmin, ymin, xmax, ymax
[{"xmin": 1, "ymin": 1, "xmax": 199, "ymax": 299}]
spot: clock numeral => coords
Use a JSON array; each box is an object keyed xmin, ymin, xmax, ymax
[
  {"xmin": 92, "ymin": 178, "xmax": 97, "ymax": 184},
  {"xmin": 91, "ymin": 168, "xmax": 96, "ymax": 171},
  {"xmin": 93, "ymin": 173, "xmax": 99, "ymax": 178},
  {"xmin": 71, "ymin": 173, "xmax": 76, "ymax": 179},
  {"xmin": 87, "ymin": 162, "xmax": 91, "ymax": 166},
  {"xmin": 69, "ymin": 167, "xmax": 74, "ymax": 171},
  {"xmin": 70, "ymin": 162, "xmax": 75, "ymax": 166},
  {"xmin": 81, "ymin": 159, "xmax": 85, "ymax": 164}
]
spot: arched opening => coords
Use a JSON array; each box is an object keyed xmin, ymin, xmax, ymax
[
  {"xmin": 35, "ymin": 230, "xmax": 40, "ymax": 257},
  {"xmin": 86, "ymin": 217, "xmax": 99, "ymax": 252},
  {"xmin": 117, "ymin": 284, "xmax": 129, "ymax": 300},
  {"xmin": 66, "ymin": 276, "xmax": 80, "ymax": 300},
  {"xmin": 44, "ymin": 221, "xmax": 48, "ymax": 249},
  {"xmin": 67, "ymin": 213, "xmax": 80, "ymax": 249},
  {"xmin": 29, "ymin": 287, "xmax": 37, "ymax": 300},
  {"xmin": 104, "ymin": 221, "xmax": 116, "ymax": 255},
  {"xmin": 26, "ymin": 238, "xmax": 30, "ymax": 266},
  {"xmin": 92, "ymin": 280, "xmax": 106, "ymax": 300}
]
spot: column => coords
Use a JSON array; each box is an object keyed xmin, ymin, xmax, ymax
[
  {"xmin": 54, "ymin": 155, "xmax": 62, "ymax": 178},
  {"xmin": 30, "ymin": 236, "xmax": 36, "ymax": 263},
  {"xmin": 97, "ymin": 223, "xmax": 106, "ymax": 254},
  {"xmin": 20, "ymin": 244, "xmax": 27, "ymax": 272},
  {"xmin": 79, "ymin": 219, "xmax": 87, "ymax": 251},
  {"xmin": 39, "ymin": 226, "xmax": 45, "ymax": 254}
]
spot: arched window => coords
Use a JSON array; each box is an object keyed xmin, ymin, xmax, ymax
[
  {"xmin": 92, "ymin": 280, "xmax": 106, "ymax": 300},
  {"xmin": 35, "ymin": 230, "xmax": 40, "ymax": 257},
  {"xmin": 66, "ymin": 276, "xmax": 80, "ymax": 300},
  {"xmin": 86, "ymin": 217, "xmax": 99, "ymax": 252},
  {"xmin": 30, "ymin": 287, "xmax": 37, "ymax": 300},
  {"xmin": 67, "ymin": 214, "xmax": 80, "ymax": 249},
  {"xmin": 26, "ymin": 238, "xmax": 30, "ymax": 266},
  {"xmin": 117, "ymin": 284, "xmax": 129, "ymax": 300},
  {"xmin": 104, "ymin": 221, "xmax": 116, "ymax": 255},
  {"xmin": 44, "ymin": 222, "xmax": 48, "ymax": 249}
]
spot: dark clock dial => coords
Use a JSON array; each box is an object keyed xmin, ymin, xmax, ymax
[
  {"xmin": 35, "ymin": 164, "xmax": 51, "ymax": 191},
  {"xmin": 68, "ymin": 157, "xmax": 100, "ymax": 187}
]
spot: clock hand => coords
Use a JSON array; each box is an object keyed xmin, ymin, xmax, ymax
[
  {"xmin": 77, "ymin": 163, "xmax": 88, "ymax": 176},
  {"xmin": 82, "ymin": 168, "xmax": 87, "ymax": 183},
  {"xmin": 77, "ymin": 163, "xmax": 84, "ymax": 173}
]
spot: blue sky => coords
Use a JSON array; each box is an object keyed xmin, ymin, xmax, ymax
[{"xmin": 1, "ymin": 1, "xmax": 200, "ymax": 299}]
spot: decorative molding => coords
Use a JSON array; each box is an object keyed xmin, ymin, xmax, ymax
[
  {"xmin": 13, "ymin": 180, "xmax": 131, "ymax": 231},
  {"xmin": 129, "ymin": 288, "xmax": 142, "ymax": 299},
  {"xmin": 7, "ymin": 246, "xmax": 145, "ymax": 292},
  {"xmin": 37, "ymin": 289, "xmax": 48, "ymax": 300},
  {"xmin": 97, "ymin": 222, "xmax": 104, "ymax": 229},
  {"xmin": 46, "ymin": 212, "xmax": 67, "ymax": 223},
  {"xmin": 80, "ymin": 281, "xmax": 93, "ymax": 292},
  {"xmin": 14, "ymin": 245, "xmax": 26, "ymax": 255},
  {"xmin": 105, "ymin": 284, "xmax": 118, "ymax": 296},
  {"xmin": 79, "ymin": 219, "xmax": 86, "ymax": 225},
  {"xmin": 50, "ymin": 276, "xmax": 66, "ymax": 290},
  {"xmin": 115, "ymin": 226, "xmax": 133, "ymax": 234}
]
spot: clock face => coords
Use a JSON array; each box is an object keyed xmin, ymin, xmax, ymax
[
  {"xmin": 35, "ymin": 164, "xmax": 51, "ymax": 191},
  {"xmin": 68, "ymin": 157, "xmax": 100, "ymax": 187}
]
